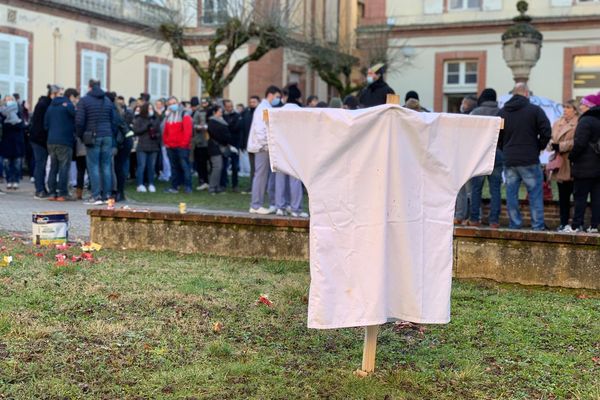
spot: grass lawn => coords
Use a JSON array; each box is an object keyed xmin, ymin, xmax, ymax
[{"xmin": 1, "ymin": 233, "xmax": 598, "ymax": 399}]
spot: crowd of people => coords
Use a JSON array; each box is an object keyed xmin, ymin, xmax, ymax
[{"xmin": 0, "ymin": 62, "xmax": 598, "ymax": 232}]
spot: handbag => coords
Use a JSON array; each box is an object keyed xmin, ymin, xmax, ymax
[{"xmin": 545, "ymin": 151, "xmax": 562, "ymax": 176}]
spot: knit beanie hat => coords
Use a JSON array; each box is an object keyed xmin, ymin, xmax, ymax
[
  {"xmin": 286, "ymin": 84, "xmax": 302, "ymax": 102},
  {"xmin": 581, "ymin": 93, "xmax": 600, "ymax": 108},
  {"xmin": 405, "ymin": 90, "xmax": 419, "ymax": 102},
  {"xmin": 190, "ymin": 96, "xmax": 200, "ymax": 107},
  {"xmin": 478, "ymin": 88, "xmax": 497, "ymax": 105}
]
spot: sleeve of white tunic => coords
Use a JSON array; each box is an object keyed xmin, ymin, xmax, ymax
[{"xmin": 267, "ymin": 105, "xmax": 500, "ymax": 329}]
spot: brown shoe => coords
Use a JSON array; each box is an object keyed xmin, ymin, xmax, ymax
[
  {"xmin": 453, "ymin": 218, "xmax": 463, "ymax": 225},
  {"xmin": 466, "ymin": 220, "xmax": 481, "ymax": 227},
  {"xmin": 76, "ymin": 188, "xmax": 83, "ymax": 200}
]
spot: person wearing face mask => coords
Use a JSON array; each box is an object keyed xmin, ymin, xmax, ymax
[
  {"xmin": 247, "ymin": 85, "xmax": 282, "ymax": 214},
  {"xmin": 162, "ymin": 97, "xmax": 193, "ymax": 193},
  {"xmin": 358, "ymin": 63, "xmax": 395, "ymax": 108},
  {"xmin": 221, "ymin": 99, "xmax": 242, "ymax": 192},
  {"xmin": 569, "ymin": 93, "xmax": 600, "ymax": 233},
  {"xmin": 133, "ymin": 103, "xmax": 161, "ymax": 193},
  {"xmin": 0, "ymin": 95, "xmax": 26, "ymax": 190},
  {"xmin": 241, "ymin": 95, "xmax": 260, "ymax": 192}
]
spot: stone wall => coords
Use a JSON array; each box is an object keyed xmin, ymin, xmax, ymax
[{"xmin": 89, "ymin": 209, "xmax": 600, "ymax": 290}]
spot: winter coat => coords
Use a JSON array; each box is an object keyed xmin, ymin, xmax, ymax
[
  {"xmin": 569, "ymin": 106, "xmax": 600, "ymax": 179},
  {"xmin": 497, "ymin": 95, "xmax": 551, "ymax": 167},
  {"xmin": 0, "ymin": 117, "xmax": 25, "ymax": 158},
  {"xmin": 75, "ymin": 86, "xmax": 116, "ymax": 139},
  {"xmin": 548, "ymin": 115, "xmax": 577, "ymax": 182},
  {"xmin": 223, "ymin": 111, "xmax": 242, "ymax": 148},
  {"xmin": 207, "ymin": 116, "xmax": 231, "ymax": 157},
  {"xmin": 162, "ymin": 108, "xmax": 193, "ymax": 149},
  {"xmin": 29, "ymin": 96, "xmax": 52, "ymax": 147},
  {"xmin": 132, "ymin": 114, "xmax": 162, "ymax": 153},
  {"xmin": 358, "ymin": 78, "xmax": 395, "ymax": 108},
  {"xmin": 44, "ymin": 96, "xmax": 76, "ymax": 148},
  {"xmin": 247, "ymin": 99, "xmax": 271, "ymax": 153},
  {"xmin": 241, "ymin": 106, "xmax": 256, "ymax": 151}
]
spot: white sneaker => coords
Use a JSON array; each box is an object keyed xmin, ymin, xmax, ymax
[
  {"xmin": 267, "ymin": 206, "xmax": 277, "ymax": 214},
  {"xmin": 291, "ymin": 211, "xmax": 309, "ymax": 218},
  {"xmin": 249, "ymin": 207, "xmax": 275, "ymax": 215},
  {"xmin": 12, "ymin": 183, "xmax": 18, "ymax": 189},
  {"xmin": 30, "ymin": 177, "xmax": 35, "ymax": 183},
  {"xmin": 6, "ymin": 183, "xmax": 13, "ymax": 189},
  {"xmin": 587, "ymin": 227, "xmax": 599, "ymax": 234},
  {"xmin": 560, "ymin": 225, "xmax": 574, "ymax": 233},
  {"xmin": 136, "ymin": 185, "xmax": 147, "ymax": 193},
  {"xmin": 148, "ymin": 184, "xmax": 156, "ymax": 193},
  {"xmin": 276, "ymin": 208, "xmax": 286, "ymax": 216},
  {"xmin": 196, "ymin": 183, "xmax": 209, "ymax": 191}
]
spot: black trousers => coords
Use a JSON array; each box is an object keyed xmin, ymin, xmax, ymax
[
  {"xmin": 76, "ymin": 155, "xmax": 87, "ymax": 190},
  {"xmin": 194, "ymin": 146, "xmax": 209, "ymax": 185},
  {"xmin": 557, "ymin": 181, "xmax": 574, "ymax": 226},
  {"xmin": 572, "ymin": 177, "xmax": 600, "ymax": 229}
]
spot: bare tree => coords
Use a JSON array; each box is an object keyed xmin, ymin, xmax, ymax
[{"xmin": 151, "ymin": 0, "xmax": 300, "ymax": 99}]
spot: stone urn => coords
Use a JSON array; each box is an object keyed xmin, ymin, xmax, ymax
[{"xmin": 502, "ymin": 1, "xmax": 543, "ymax": 84}]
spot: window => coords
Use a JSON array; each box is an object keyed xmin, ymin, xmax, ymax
[
  {"xmin": 0, "ymin": 33, "xmax": 29, "ymax": 100},
  {"xmin": 202, "ymin": 0, "xmax": 228, "ymax": 24},
  {"xmin": 148, "ymin": 63, "xmax": 170, "ymax": 100},
  {"xmin": 573, "ymin": 55, "xmax": 600, "ymax": 99},
  {"xmin": 444, "ymin": 61, "xmax": 478, "ymax": 88},
  {"xmin": 449, "ymin": 0, "xmax": 481, "ymax": 10},
  {"xmin": 80, "ymin": 49, "xmax": 107, "ymax": 94}
]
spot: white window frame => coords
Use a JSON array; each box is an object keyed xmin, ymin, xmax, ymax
[
  {"xmin": 202, "ymin": 0, "xmax": 228, "ymax": 25},
  {"xmin": 577, "ymin": 0, "xmax": 600, "ymax": 3},
  {"xmin": 80, "ymin": 49, "xmax": 108, "ymax": 94},
  {"xmin": 0, "ymin": 32, "xmax": 29, "ymax": 101},
  {"xmin": 449, "ymin": 0, "xmax": 482, "ymax": 11},
  {"xmin": 443, "ymin": 60, "xmax": 478, "ymax": 93},
  {"xmin": 148, "ymin": 62, "xmax": 170, "ymax": 101}
]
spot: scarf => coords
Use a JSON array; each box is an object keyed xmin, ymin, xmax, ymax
[{"xmin": 1, "ymin": 102, "xmax": 22, "ymax": 125}]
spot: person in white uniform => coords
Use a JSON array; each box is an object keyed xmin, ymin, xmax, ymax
[
  {"xmin": 267, "ymin": 105, "xmax": 500, "ymax": 329},
  {"xmin": 247, "ymin": 85, "xmax": 282, "ymax": 214}
]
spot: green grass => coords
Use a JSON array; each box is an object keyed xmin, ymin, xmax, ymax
[{"xmin": 1, "ymin": 233, "xmax": 598, "ymax": 399}]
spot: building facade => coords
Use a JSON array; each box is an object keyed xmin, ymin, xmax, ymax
[
  {"xmin": 0, "ymin": 0, "xmax": 347, "ymax": 107},
  {"xmin": 359, "ymin": 0, "xmax": 600, "ymax": 112}
]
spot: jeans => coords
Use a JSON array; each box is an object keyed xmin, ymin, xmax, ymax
[
  {"xmin": 572, "ymin": 177, "xmax": 600, "ymax": 230},
  {"xmin": 4, "ymin": 157, "xmax": 22, "ymax": 183},
  {"xmin": 220, "ymin": 151, "xmax": 239, "ymax": 189},
  {"xmin": 209, "ymin": 155, "xmax": 223, "ymax": 192},
  {"xmin": 31, "ymin": 142, "xmax": 48, "ymax": 194},
  {"xmin": 115, "ymin": 137, "xmax": 134, "ymax": 196},
  {"xmin": 557, "ymin": 181, "xmax": 574, "ymax": 226},
  {"xmin": 86, "ymin": 136, "xmax": 113, "ymax": 200},
  {"xmin": 454, "ymin": 181, "xmax": 471, "ymax": 221},
  {"xmin": 47, "ymin": 144, "xmax": 72, "ymax": 196},
  {"xmin": 505, "ymin": 164, "xmax": 545, "ymax": 230},
  {"xmin": 167, "ymin": 147, "xmax": 192, "ymax": 191},
  {"xmin": 470, "ymin": 149, "xmax": 504, "ymax": 224},
  {"xmin": 136, "ymin": 151, "xmax": 158, "ymax": 187}
]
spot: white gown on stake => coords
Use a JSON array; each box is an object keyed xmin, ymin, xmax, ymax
[{"xmin": 267, "ymin": 104, "xmax": 501, "ymax": 329}]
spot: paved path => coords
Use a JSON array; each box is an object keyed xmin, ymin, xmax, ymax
[{"xmin": 0, "ymin": 181, "xmax": 199, "ymax": 239}]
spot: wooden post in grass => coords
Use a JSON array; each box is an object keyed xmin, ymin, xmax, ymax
[{"xmin": 358, "ymin": 93, "xmax": 402, "ymax": 375}]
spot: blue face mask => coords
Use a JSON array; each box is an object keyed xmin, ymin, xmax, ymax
[
  {"xmin": 149, "ymin": 111, "xmax": 154, "ymax": 117},
  {"xmin": 270, "ymin": 98, "xmax": 281, "ymax": 107},
  {"xmin": 366, "ymin": 76, "xmax": 374, "ymax": 85},
  {"xmin": 168, "ymin": 104, "xmax": 179, "ymax": 112},
  {"xmin": 6, "ymin": 101, "xmax": 17, "ymax": 108}
]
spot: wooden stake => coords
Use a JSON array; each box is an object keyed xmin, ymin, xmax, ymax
[
  {"xmin": 361, "ymin": 325, "xmax": 380, "ymax": 373},
  {"xmin": 357, "ymin": 93, "xmax": 401, "ymax": 376}
]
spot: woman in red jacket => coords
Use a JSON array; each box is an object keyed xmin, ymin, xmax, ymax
[{"xmin": 162, "ymin": 96, "xmax": 193, "ymax": 193}]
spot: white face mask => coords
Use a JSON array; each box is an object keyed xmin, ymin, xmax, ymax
[
  {"xmin": 149, "ymin": 111, "xmax": 154, "ymax": 117},
  {"xmin": 366, "ymin": 76, "xmax": 374, "ymax": 85}
]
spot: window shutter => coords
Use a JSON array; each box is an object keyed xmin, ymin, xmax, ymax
[
  {"xmin": 160, "ymin": 67, "xmax": 169, "ymax": 97},
  {"xmin": 13, "ymin": 42, "xmax": 27, "ymax": 78},
  {"xmin": 13, "ymin": 82, "xmax": 25, "ymax": 99},
  {"xmin": 82, "ymin": 53, "xmax": 93, "ymax": 92},
  {"xmin": 0, "ymin": 40, "xmax": 10, "ymax": 75},
  {"xmin": 96, "ymin": 56, "xmax": 106, "ymax": 88},
  {"xmin": 424, "ymin": 0, "xmax": 444, "ymax": 14},
  {"xmin": 482, "ymin": 0, "xmax": 502, "ymax": 11},
  {"xmin": 550, "ymin": 0, "xmax": 572, "ymax": 6},
  {"xmin": 0, "ymin": 81, "xmax": 9, "ymax": 96},
  {"xmin": 149, "ymin": 65, "xmax": 159, "ymax": 98}
]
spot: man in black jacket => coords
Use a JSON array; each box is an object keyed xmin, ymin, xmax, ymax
[
  {"xmin": 358, "ymin": 63, "xmax": 395, "ymax": 108},
  {"xmin": 222, "ymin": 99, "xmax": 242, "ymax": 192},
  {"xmin": 241, "ymin": 95, "xmax": 259, "ymax": 192},
  {"xmin": 75, "ymin": 79, "xmax": 116, "ymax": 205},
  {"xmin": 498, "ymin": 83, "xmax": 551, "ymax": 230}
]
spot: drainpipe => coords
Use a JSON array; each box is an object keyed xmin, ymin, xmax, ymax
[{"xmin": 52, "ymin": 27, "xmax": 61, "ymax": 84}]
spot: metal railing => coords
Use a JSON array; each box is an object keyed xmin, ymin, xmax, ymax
[{"xmin": 46, "ymin": 0, "xmax": 176, "ymax": 26}]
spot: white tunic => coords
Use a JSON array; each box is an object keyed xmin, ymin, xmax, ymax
[{"xmin": 266, "ymin": 105, "xmax": 501, "ymax": 329}]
